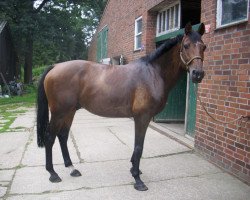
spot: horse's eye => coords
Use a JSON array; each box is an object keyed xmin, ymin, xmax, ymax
[{"xmin": 184, "ymin": 44, "xmax": 190, "ymax": 49}]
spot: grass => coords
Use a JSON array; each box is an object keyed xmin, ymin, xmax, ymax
[
  {"xmin": 0, "ymin": 66, "xmax": 47, "ymax": 133},
  {"xmin": 0, "ymin": 85, "xmax": 37, "ymax": 133}
]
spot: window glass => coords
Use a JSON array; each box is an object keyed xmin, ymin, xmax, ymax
[
  {"xmin": 166, "ymin": 10, "xmax": 170, "ymax": 30},
  {"xmin": 162, "ymin": 11, "xmax": 166, "ymax": 32},
  {"xmin": 136, "ymin": 35, "xmax": 142, "ymax": 49},
  {"xmin": 137, "ymin": 18, "xmax": 142, "ymax": 33},
  {"xmin": 217, "ymin": 0, "xmax": 249, "ymax": 27},
  {"xmin": 156, "ymin": 2, "xmax": 180, "ymax": 36},
  {"xmin": 170, "ymin": 7, "xmax": 174, "ymax": 29},
  {"xmin": 175, "ymin": 4, "xmax": 179, "ymax": 28}
]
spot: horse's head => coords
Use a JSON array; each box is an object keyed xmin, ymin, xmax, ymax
[{"xmin": 180, "ymin": 23, "xmax": 206, "ymax": 83}]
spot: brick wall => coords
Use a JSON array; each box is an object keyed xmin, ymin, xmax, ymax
[
  {"xmin": 88, "ymin": 0, "xmax": 170, "ymax": 63},
  {"xmin": 88, "ymin": 0, "xmax": 147, "ymax": 63},
  {"xmin": 195, "ymin": 0, "xmax": 250, "ymax": 184}
]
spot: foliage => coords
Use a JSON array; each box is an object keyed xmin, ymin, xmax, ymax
[
  {"xmin": 0, "ymin": 0, "xmax": 107, "ymax": 72},
  {"xmin": 33, "ymin": 66, "xmax": 48, "ymax": 77}
]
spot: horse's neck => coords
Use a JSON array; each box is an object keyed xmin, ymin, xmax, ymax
[{"xmin": 153, "ymin": 44, "xmax": 183, "ymax": 91}]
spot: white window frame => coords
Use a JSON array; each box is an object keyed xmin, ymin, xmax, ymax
[
  {"xmin": 216, "ymin": 0, "xmax": 249, "ymax": 29},
  {"xmin": 134, "ymin": 16, "xmax": 142, "ymax": 51},
  {"xmin": 156, "ymin": 1, "xmax": 181, "ymax": 37}
]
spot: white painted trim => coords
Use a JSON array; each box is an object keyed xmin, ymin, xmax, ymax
[
  {"xmin": 156, "ymin": 1, "xmax": 181, "ymax": 37},
  {"xmin": 184, "ymin": 73, "xmax": 190, "ymax": 134},
  {"xmin": 134, "ymin": 16, "xmax": 142, "ymax": 51},
  {"xmin": 216, "ymin": 0, "xmax": 249, "ymax": 29},
  {"xmin": 98, "ymin": 25, "xmax": 108, "ymax": 34}
]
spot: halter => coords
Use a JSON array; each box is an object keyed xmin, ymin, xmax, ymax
[{"xmin": 179, "ymin": 38, "xmax": 203, "ymax": 70}]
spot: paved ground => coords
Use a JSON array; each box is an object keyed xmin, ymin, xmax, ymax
[{"xmin": 0, "ymin": 108, "xmax": 249, "ymax": 200}]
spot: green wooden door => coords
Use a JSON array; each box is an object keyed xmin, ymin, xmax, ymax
[
  {"xmin": 154, "ymin": 72, "xmax": 187, "ymax": 122},
  {"xmin": 186, "ymin": 78, "xmax": 198, "ymax": 137},
  {"xmin": 97, "ymin": 26, "xmax": 108, "ymax": 62},
  {"xmin": 97, "ymin": 33, "xmax": 102, "ymax": 62}
]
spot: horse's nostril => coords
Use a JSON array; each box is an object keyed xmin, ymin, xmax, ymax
[
  {"xmin": 192, "ymin": 70, "xmax": 204, "ymax": 80},
  {"xmin": 192, "ymin": 70, "xmax": 198, "ymax": 77}
]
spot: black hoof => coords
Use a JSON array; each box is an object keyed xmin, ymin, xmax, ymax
[
  {"xmin": 49, "ymin": 173, "xmax": 62, "ymax": 183},
  {"xmin": 134, "ymin": 182, "xmax": 148, "ymax": 191},
  {"xmin": 70, "ymin": 169, "xmax": 82, "ymax": 177}
]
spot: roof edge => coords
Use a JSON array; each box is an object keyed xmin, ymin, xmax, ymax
[{"xmin": 96, "ymin": 0, "xmax": 110, "ymax": 32}]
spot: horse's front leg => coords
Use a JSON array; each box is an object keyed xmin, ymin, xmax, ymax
[{"xmin": 130, "ymin": 115, "xmax": 151, "ymax": 191}]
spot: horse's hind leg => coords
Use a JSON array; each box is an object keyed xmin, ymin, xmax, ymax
[
  {"xmin": 130, "ymin": 115, "xmax": 151, "ymax": 191},
  {"xmin": 57, "ymin": 111, "xmax": 81, "ymax": 177},
  {"xmin": 45, "ymin": 114, "xmax": 63, "ymax": 182}
]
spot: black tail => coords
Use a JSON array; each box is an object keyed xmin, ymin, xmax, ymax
[{"xmin": 36, "ymin": 66, "xmax": 54, "ymax": 147}]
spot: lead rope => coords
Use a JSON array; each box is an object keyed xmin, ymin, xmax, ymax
[{"xmin": 194, "ymin": 84, "xmax": 250, "ymax": 129}]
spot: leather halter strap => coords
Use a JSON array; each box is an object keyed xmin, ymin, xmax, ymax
[{"xmin": 180, "ymin": 52, "xmax": 203, "ymax": 69}]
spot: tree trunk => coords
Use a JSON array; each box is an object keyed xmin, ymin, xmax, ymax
[
  {"xmin": 24, "ymin": 32, "xmax": 33, "ymax": 84},
  {"xmin": 24, "ymin": 0, "xmax": 34, "ymax": 84}
]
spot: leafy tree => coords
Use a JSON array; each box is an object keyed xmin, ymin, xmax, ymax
[{"xmin": 0, "ymin": 0, "xmax": 107, "ymax": 83}]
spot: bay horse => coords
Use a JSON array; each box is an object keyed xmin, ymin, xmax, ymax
[{"xmin": 37, "ymin": 23, "xmax": 206, "ymax": 191}]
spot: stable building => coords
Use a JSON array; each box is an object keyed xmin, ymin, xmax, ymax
[{"xmin": 88, "ymin": 0, "xmax": 250, "ymax": 184}]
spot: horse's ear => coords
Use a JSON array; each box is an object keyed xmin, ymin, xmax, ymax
[
  {"xmin": 185, "ymin": 22, "xmax": 192, "ymax": 35},
  {"xmin": 198, "ymin": 23, "xmax": 205, "ymax": 36}
]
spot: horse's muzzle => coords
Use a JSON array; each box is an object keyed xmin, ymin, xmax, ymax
[{"xmin": 191, "ymin": 69, "xmax": 205, "ymax": 83}]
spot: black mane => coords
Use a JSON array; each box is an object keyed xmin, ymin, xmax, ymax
[{"xmin": 140, "ymin": 34, "xmax": 183, "ymax": 64}]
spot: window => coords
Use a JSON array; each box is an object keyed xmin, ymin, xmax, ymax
[
  {"xmin": 97, "ymin": 26, "xmax": 108, "ymax": 62},
  {"xmin": 156, "ymin": 2, "xmax": 180, "ymax": 36},
  {"xmin": 134, "ymin": 16, "xmax": 142, "ymax": 50},
  {"xmin": 216, "ymin": 0, "xmax": 249, "ymax": 28}
]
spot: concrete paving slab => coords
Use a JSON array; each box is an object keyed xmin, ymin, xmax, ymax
[
  {"xmin": 141, "ymin": 153, "xmax": 221, "ymax": 182},
  {"xmin": 149, "ymin": 121, "xmax": 195, "ymax": 148},
  {"xmin": 22, "ymin": 131, "xmax": 79, "ymax": 166},
  {"xmin": 71, "ymin": 126, "xmax": 132, "ymax": 162},
  {"xmin": 7, "ymin": 172, "xmax": 250, "ymax": 200},
  {"xmin": 110, "ymin": 125, "xmax": 191, "ymax": 158},
  {"xmin": 0, "ymin": 187, "xmax": 7, "ymax": 198},
  {"xmin": 10, "ymin": 160, "xmax": 132, "ymax": 194},
  {"xmin": 0, "ymin": 182, "xmax": 8, "ymax": 187},
  {"xmin": 10, "ymin": 110, "xmax": 35, "ymax": 129},
  {"xmin": 0, "ymin": 132, "xmax": 30, "ymax": 169},
  {"xmin": 10, "ymin": 153, "xmax": 221, "ymax": 195},
  {"xmin": 2, "ymin": 108, "xmax": 250, "ymax": 200},
  {"xmin": 72, "ymin": 111, "xmax": 190, "ymax": 163},
  {"xmin": 0, "ymin": 170, "xmax": 15, "ymax": 182}
]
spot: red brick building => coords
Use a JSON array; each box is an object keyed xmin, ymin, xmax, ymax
[{"xmin": 88, "ymin": 0, "xmax": 250, "ymax": 184}]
